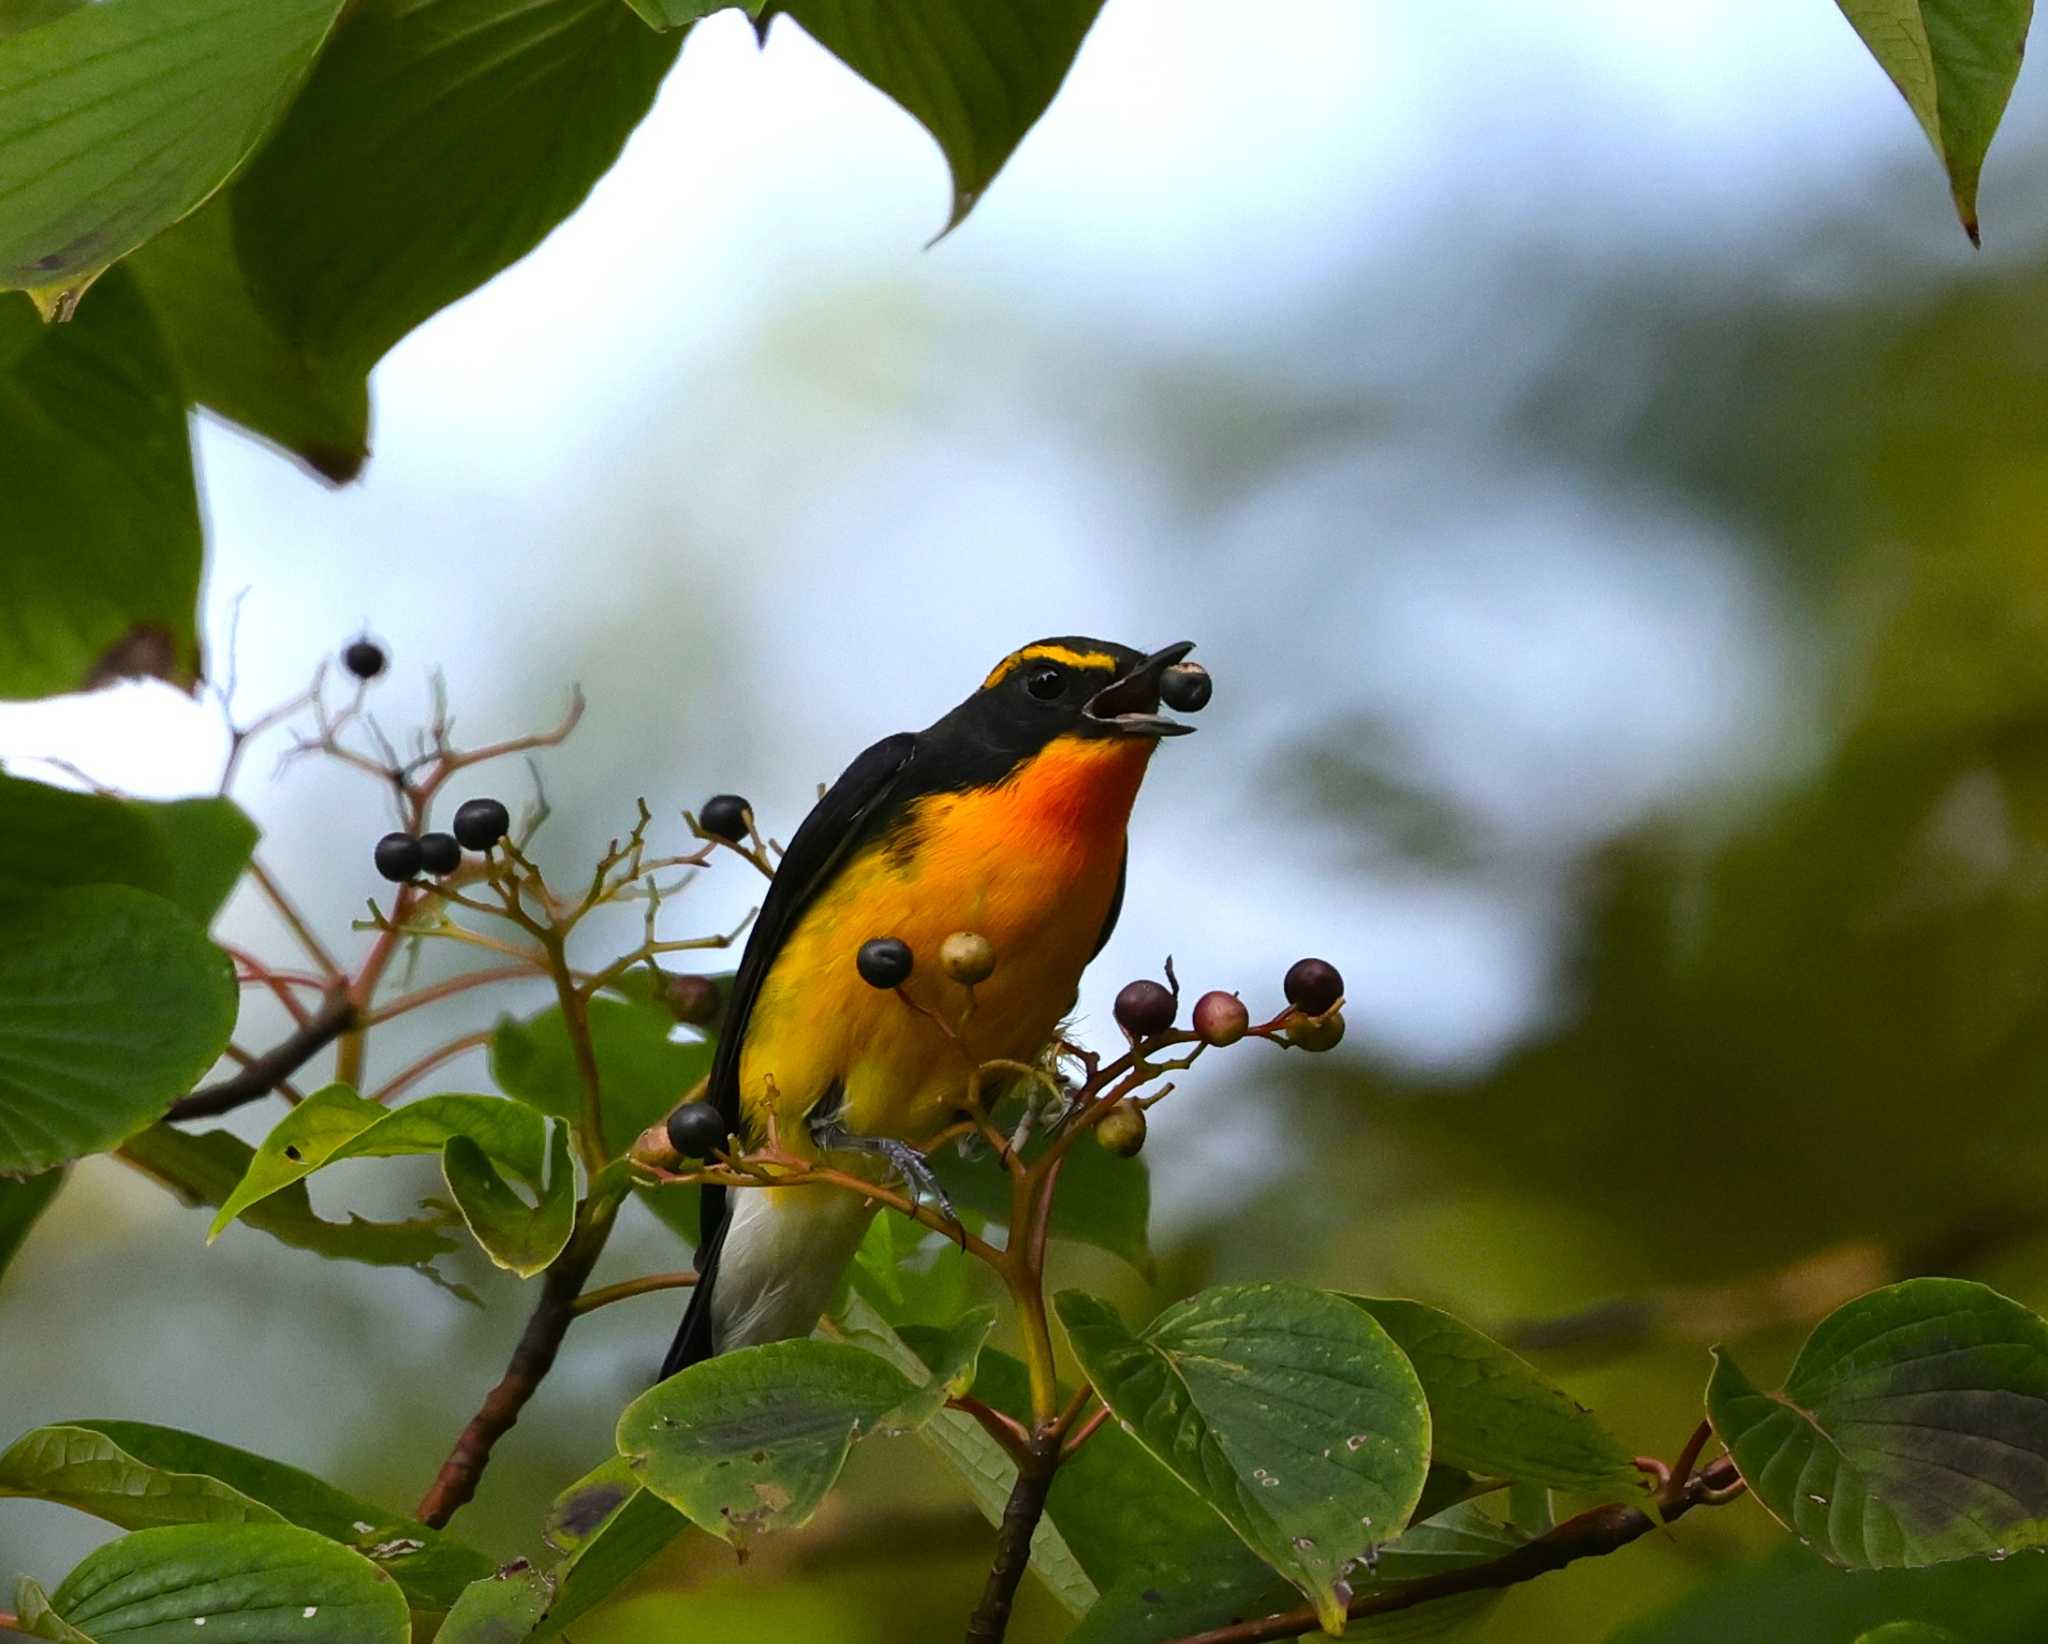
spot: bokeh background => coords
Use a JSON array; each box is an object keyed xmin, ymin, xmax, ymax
[{"xmin": 10, "ymin": 2, "xmax": 2048, "ymax": 1637}]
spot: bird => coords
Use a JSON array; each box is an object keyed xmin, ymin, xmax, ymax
[{"xmin": 659, "ymin": 636, "xmax": 1198, "ymax": 1378}]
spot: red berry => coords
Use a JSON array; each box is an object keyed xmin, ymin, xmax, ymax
[
  {"xmin": 1192, "ymin": 991, "xmax": 1249, "ymax": 1046},
  {"xmin": 661, "ymin": 972, "xmax": 721, "ymax": 1027}
]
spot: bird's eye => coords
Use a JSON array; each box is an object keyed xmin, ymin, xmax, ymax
[{"xmin": 1024, "ymin": 665, "xmax": 1064, "ymax": 701}]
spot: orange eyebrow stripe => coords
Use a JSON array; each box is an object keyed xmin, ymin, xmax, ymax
[{"xmin": 982, "ymin": 644, "xmax": 1119, "ymax": 690}]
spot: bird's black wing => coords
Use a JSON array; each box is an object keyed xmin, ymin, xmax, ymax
[
  {"xmin": 1091, "ymin": 845, "xmax": 1127, "ymax": 960},
  {"xmin": 662, "ymin": 730, "xmax": 918, "ymax": 1380}
]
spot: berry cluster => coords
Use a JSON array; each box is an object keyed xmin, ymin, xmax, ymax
[{"xmin": 371, "ymin": 796, "xmax": 510, "ymax": 882}]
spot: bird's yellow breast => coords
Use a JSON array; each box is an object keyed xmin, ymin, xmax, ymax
[{"xmin": 738, "ymin": 734, "xmax": 1154, "ymax": 1152}]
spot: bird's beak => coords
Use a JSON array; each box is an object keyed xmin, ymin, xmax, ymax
[{"xmin": 1086, "ymin": 640, "xmax": 1198, "ymax": 737}]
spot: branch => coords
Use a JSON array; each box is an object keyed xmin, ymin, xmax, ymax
[
  {"xmin": 164, "ymin": 998, "xmax": 357, "ymax": 1122},
  {"xmin": 963, "ymin": 1441, "xmax": 1057, "ymax": 1644},
  {"xmin": 1156, "ymin": 1458, "xmax": 1744, "ymax": 1644},
  {"xmin": 416, "ymin": 1193, "xmax": 620, "ymax": 1528}
]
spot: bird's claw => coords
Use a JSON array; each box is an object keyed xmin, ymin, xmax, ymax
[{"xmin": 808, "ymin": 1114, "xmax": 958, "ymax": 1224}]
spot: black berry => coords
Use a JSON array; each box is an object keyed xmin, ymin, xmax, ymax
[
  {"xmin": 857, "ymin": 937, "xmax": 914, "ymax": 989},
  {"xmin": 1192, "ymin": 990, "xmax": 1249, "ymax": 1047},
  {"xmin": 416, "ymin": 831, "xmax": 462, "ymax": 876},
  {"xmin": 1284, "ymin": 958, "xmax": 1344, "ymax": 1017},
  {"xmin": 374, "ymin": 832, "xmax": 422, "ymax": 882},
  {"xmin": 666, "ymin": 1101, "xmax": 726, "ymax": 1159},
  {"xmin": 700, "ymin": 793, "xmax": 752, "ymax": 843},
  {"xmin": 1159, "ymin": 661, "xmax": 1211, "ymax": 713},
  {"xmin": 342, "ymin": 637, "xmax": 386, "ymax": 681},
  {"xmin": 1096, "ymin": 1102, "xmax": 1147, "ymax": 1157},
  {"xmin": 1115, "ymin": 979, "xmax": 1176, "ymax": 1037},
  {"xmin": 662, "ymin": 972, "xmax": 722, "ymax": 1027},
  {"xmin": 451, "ymin": 797, "xmax": 511, "ymax": 851}
]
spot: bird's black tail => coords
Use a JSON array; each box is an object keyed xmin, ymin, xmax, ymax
[{"xmin": 657, "ymin": 1185, "xmax": 726, "ymax": 1381}]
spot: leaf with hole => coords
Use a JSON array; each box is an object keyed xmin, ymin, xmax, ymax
[
  {"xmin": 1057, "ymin": 1283, "xmax": 1432, "ymax": 1635},
  {"xmin": 0, "ymin": 886, "xmax": 235, "ymax": 1175},
  {"xmin": 529, "ymin": 1456, "xmax": 688, "ymax": 1642},
  {"xmin": 1707, "ymin": 1277, "xmax": 2048, "ymax": 1568}
]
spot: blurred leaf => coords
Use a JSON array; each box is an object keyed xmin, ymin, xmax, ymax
[
  {"xmin": 847, "ymin": 1210, "xmax": 974, "ymax": 1328},
  {"xmin": 491, "ymin": 997, "xmax": 711, "ymax": 1159},
  {"xmin": 0, "ymin": 0, "xmax": 344, "ymax": 307},
  {"xmin": 438, "ymin": 1563, "xmax": 552, "ymax": 1643},
  {"xmin": 0, "ymin": 886, "xmax": 234, "ymax": 1175},
  {"xmin": 1857, "ymin": 1626, "xmax": 1961, "ymax": 1644},
  {"xmin": 441, "ymin": 1124, "xmax": 575, "ymax": 1278},
  {"xmin": 624, "ymin": 0, "xmax": 761, "ymax": 26},
  {"xmin": 930, "ymin": 1127, "xmax": 1153, "ymax": 1278},
  {"xmin": 127, "ymin": 201, "xmax": 368, "ymax": 483},
  {"xmin": 1606, "ymin": 1541, "xmax": 2048, "ymax": 1644},
  {"xmin": 0, "ymin": 777, "xmax": 255, "ymax": 924},
  {"xmin": 599, "ymin": 966, "xmax": 732, "ymax": 1042},
  {"xmin": 879, "ymin": 1306, "xmax": 996, "ymax": 1424},
  {"xmin": 135, "ymin": 797, "xmax": 258, "ymax": 926},
  {"xmin": 533, "ymin": 1457, "xmax": 687, "ymax": 1642},
  {"xmin": 122, "ymin": 1124, "xmax": 474, "ymax": 1300},
  {"xmin": 32, "ymin": 1523, "xmax": 407, "ymax": 1643},
  {"xmin": 0, "ymin": 0, "xmax": 84, "ymax": 39},
  {"xmin": 616, "ymin": 1337, "xmax": 940, "ymax": 1548},
  {"xmin": 0, "ymin": 273, "xmax": 201, "ymax": 699},
  {"xmin": 831, "ymin": 1291, "xmax": 1098, "ymax": 1615},
  {"xmin": 633, "ymin": 1180, "xmax": 701, "ymax": 1250},
  {"xmin": 0, "ymin": 1419, "xmax": 491, "ymax": 1609},
  {"xmin": 230, "ymin": 0, "xmax": 682, "ymax": 380},
  {"xmin": 1057, "ymin": 1284, "xmax": 1433, "ymax": 1634},
  {"xmin": 1345, "ymin": 1296, "xmax": 1643, "ymax": 1493},
  {"xmin": 209, "ymin": 1086, "xmax": 549, "ymax": 1237},
  {"xmin": 774, "ymin": 0, "xmax": 1105, "ymax": 233},
  {"xmin": 1708, "ymin": 1278, "xmax": 2048, "ymax": 1568},
  {"xmin": 1836, "ymin": 0, "xmax": 2032, "ymax": 243},
  {"xmin": 0, "ymin": 1167, "xmax": 62, "ymax": 1283}
]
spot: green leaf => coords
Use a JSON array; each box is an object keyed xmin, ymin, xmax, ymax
[
  {"xmin": 617, "ymin": 1337, "xmax": 943, "ymax": 1548},
  {"xmin": 437, "ymin": 1564, "xmax": 551, "ymax": 1644},
  {"xmin": 1836, "ymin": 0, "xmax": 2032, "ymax": 242},
  {"xmin": 0, "ymin": 273, "xmax": 201, "ymax": 698},
  {"xmin": 12, "ymin": 1577, "xmax": 93, "ymax": 1643},
  {"xmin": 127, "ymin": 200, "xmax": 368, "ymax": 483},
  {"xmin": 0, "ymin": 1419, "xmax": 493, "ymax": 1610},
  {"xmin": 623, "ymin": 0, "xmax": 760, "ymax": 26},
  {"xmin": 0, "ymin": 778, "xmax": 254, "ymax": 923},
  {"xmin": 532, "ymin": 1458, "xmax": 688, "ymax": 1642},
  {"xmin": 775, "ymin": 0, "xmax": 1106, "ymax": 233},
  {"xmin": 0, "ymin": 886, "xmax": 235, "ymax": 1174},
  {"xmin": 136, "ymin": 797, "xmax": 258, "ymax": 926},
  {"xmin": 1344, "ymin": 1297, "xmax": 1642, "ymax": 1493},
  {"xmin": 0, "ymin": 0, "xmax": 86, "ymax": 41},
  {"xmin": 230, "ymin": 0, "xmax": 682, "ymax": 380},
  {"xmin": 1056, "ymin": 1283, "xmax": 1433, "ymax": 1635},
  {"xmin": 830, "ymin": 1290, "xmax": 1098, "ymax": 1615},
  {"xmin": 491, "ymin": 997, "xmax": 711, "ymax": 1160},
  {"xmin": 0, "ymin": 1166, "xmax": 62, "ymax": 1283},
  {"xmin": 441, "ymin": 1124, "xmax": 575, "ymax": 1277},
  {"xmin": 0, "ymin": 0, "xmax": 345, "ymax": 307},
  {"xmin": 1707, "ymin": 1278, "xmax": 2048, "ymax": 1568},
  {"xmin": 209, "ymin": 1086, "xmax": 550, "ymax": 1238},
  {"xmin": 36, "ymin": 1523, "xmax": 407, "ymax": 1643},
  {"xmin": 121, "ymin": 1124, "xmax": 475, "ymax": 1301},
  {"xmin": 930, "ymin": 1126, "xmax": 1153, "ymax": 1278},
  {"xmin": 1856, "ymin": 1626, "xmax": 1961, "ymax": 1644}
]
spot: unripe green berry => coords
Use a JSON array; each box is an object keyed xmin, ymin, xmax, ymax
[
  {"xmin": 1095, "ymin": 1102, "xmax": 1147, "ymax": 1157},
  {"xmin": 940, "ymin": 931, "xmax": 996, "ymax": 985}
]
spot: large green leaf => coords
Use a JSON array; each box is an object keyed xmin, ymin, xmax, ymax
[
  {"xmin": 1057, "ymin": 1283, "xmax": 1433, "ymax": 1635},
  {"xmin": 930, "ymin": 1125, "xmax": 1153, "ymax": 1277},
  {"xmin": 127, "ymin": 200, "xmax": 368, "ymax": 483},
  {"xmin": 436, "ymin": 1564, "xmax": 551, "ymax": 1644},
  {"xmin": 773, "ymin": 0, "xmax": 1106, "ymax": 233},
  {"xmin": 1345, "ymin": 1297, "xmax": 1641, "ymax": 1493},
  {"xmin": 491, "ymin": 997, "xmax": 711, "ymax": 1160},
  {"xmin": 0, "ymin": 885, "xmax": 235, "ymax": 1174},
  {"xmin": 441, "ymin": 1125, "xmax": 575, "ymax": 1278},
  {"xmin": 1836, "ymin": 0, "xmax": 2033, "ymax": 242},
  {"xmin": 530, "ymin": 1457, "xmax": 688, "ymax": 1642},
  {"xmin": 0, "ymin": 778, "xmax": 254, "ymax": 924},
  {"xmin": 209, "ymin": 1086, "xmax": 549, "ymax": 1237},
  {"xmin": 230, "ymin": 0, "xmax": 682, "ymax": 380},
  {"xmin": 122, "ymin": 1124, "xmax": 474, "ymax": 1299},
  {"xmin": 0, "ymin": 1420, "xmax": 493, "ymax": 1610},
  {"xmin": 26, "ymin": 1523, "xmax": 407, "ymax": 1643},
  {"xmin": 1707, "ymin": 1278, "xmax": 2048, "ymax": 1568},
  {"xmin": 0, "ymin": 1166, "xmax": 62, "ymax": 1283},
  {"xmin": 0, "ymin": 273, "xmax": 201, "ymax": 699},
  {"xmin": 617, "ymin": 1335, "xmax": 959, "ymax": 1548},
  {"xmin": 0, "ymin": 0, "xmax": 85, "ymax": 40},
  {"xmin": 0, "ymin": 0, "xmax": 345, "ymax": 307}
]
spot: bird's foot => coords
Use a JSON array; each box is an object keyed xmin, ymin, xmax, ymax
[{"xmin": 807, "ymin": 1114, "xmax": 958, "ymax": 1223}]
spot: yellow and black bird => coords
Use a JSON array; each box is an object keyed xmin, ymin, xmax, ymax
[{"xmin": 660, "ymin": 637, "xmax": 1198, "ymax": 1377}]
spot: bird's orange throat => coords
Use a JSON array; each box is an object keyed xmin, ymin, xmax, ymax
[{"xmin": 997, "ymin": 732, "xmax": 1157, "ymax": 846}]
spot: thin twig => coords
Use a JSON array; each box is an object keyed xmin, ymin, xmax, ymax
[
  {"xmin": 569, "ymin": 1271, "xmax": 697, "ymax": 1316},
  {"xmin": 165, "ymin": 999, "xmax": 357, "ymax": 1122},
  {"xmin": 367, "ymin": 1028, "xmax": 495, "ymax": 1104}
]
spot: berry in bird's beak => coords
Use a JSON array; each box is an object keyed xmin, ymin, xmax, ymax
[
  {"xmin": 1159, "ymin": 661, "xmax": 1211, "ymax": 714},
  {"xmin": 1086, "ymin": 641, "xmax": 1199, "ymax": 738},
  {"xmin": 940, "ymin": 931, "xmax": 996, "ymax": 985},
  {"xmin": 1096, "ymin": 1102, "xmax": 1148, "ymax": 1157},
  {"xmin": 857, "ymin": 937, "xmax": 915, "ymax": 989}
]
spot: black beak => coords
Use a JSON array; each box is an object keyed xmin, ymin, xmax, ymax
[{"xmin": 1086, "ymin": 641, "xmax": 1198, "ymax": 737}]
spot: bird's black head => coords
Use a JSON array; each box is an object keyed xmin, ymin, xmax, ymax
[{"xmin": 970, "ymin": 637, "xmax": 1199, "ymax": 746}]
